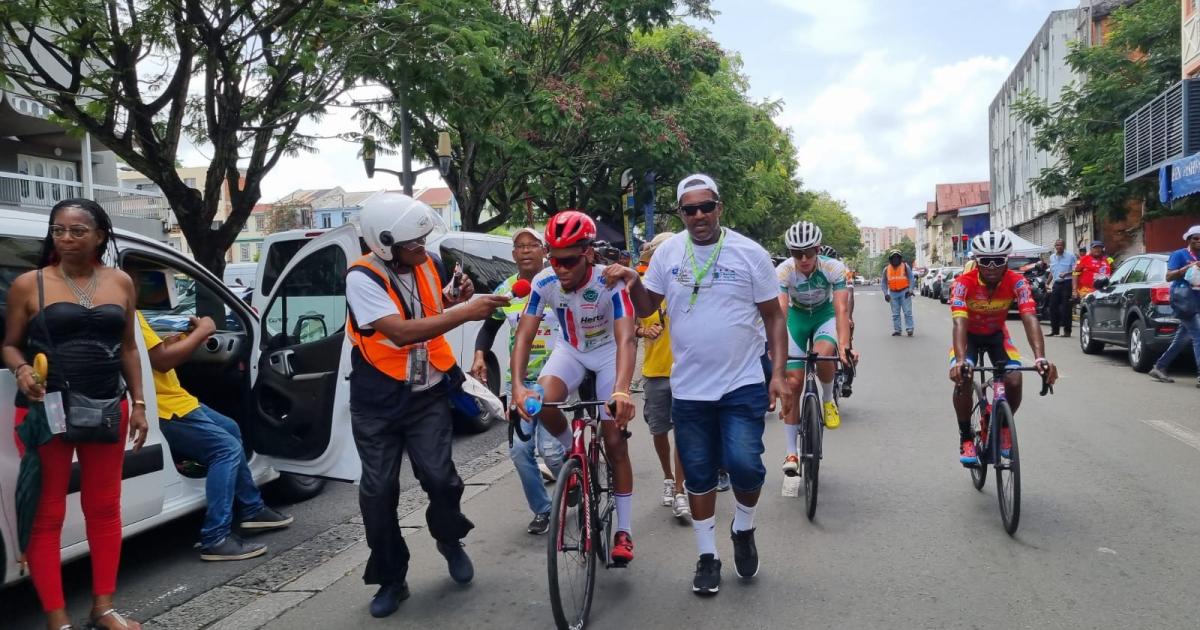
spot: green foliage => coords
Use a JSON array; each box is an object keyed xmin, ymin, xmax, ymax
[
  {"xmin": 896, "ymin": 236, "xmax": 917, "ymax": 263},
  {"xmin": 1012, "ymin": 0, "xmax": 1179, "ymax": 221},
  {"xmin": 795, "ymin": 191, "xmax": 861, "ymax": 259},
  {"xmin": 0, "ymin": 0, "xmax": 372, "ymax": 274}
]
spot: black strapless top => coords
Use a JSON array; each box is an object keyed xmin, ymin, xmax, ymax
[{"xmin": 25, "ymin": 302, "xmax": 127, "ymax": 399}]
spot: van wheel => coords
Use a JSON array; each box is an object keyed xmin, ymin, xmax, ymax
[{"xmin": 270, "ymin": 473, "xmax": 327, "ymax": 502}]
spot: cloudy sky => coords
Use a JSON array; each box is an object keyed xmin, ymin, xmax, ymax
[{"xmin": 236, "ymin": 0, "xmax": 1074, "ymax": 230}]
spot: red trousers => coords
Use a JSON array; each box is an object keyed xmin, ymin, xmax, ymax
[{"xmin": 14, "ymin": 403, "xmax": 127, "ymax": 612}]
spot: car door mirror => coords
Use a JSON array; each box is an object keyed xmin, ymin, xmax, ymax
[
  {"xmin": 1093, "ymin": 277, "xmax": 1110, "ymax": 291},
  {"xmin": 293, "ymin": 313, "xmax": 327, "ymax": 343}
]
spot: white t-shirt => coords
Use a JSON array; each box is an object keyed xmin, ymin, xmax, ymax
[
  {"xmin": 643, "ymin": 228, "xmax": 778, "ymax": 401},
  {"xmin": 346, "ymin": 264, "xmax": 443, "ymax": 390}
]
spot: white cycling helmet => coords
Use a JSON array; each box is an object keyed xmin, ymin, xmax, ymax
[
  {"xmin": 785, "ymin": 221, "xmax": 822, "ymax": 249},
  {"xmin": 359, "ymin": 193, "xmax": 445, "ymax": 261},
  {"xmin": 970, "ymin": 230, "xmax": 1014, "ymax": 256}
]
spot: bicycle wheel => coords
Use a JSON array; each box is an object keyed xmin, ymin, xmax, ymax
[
  {"xmin": 594, "ymin": 448, "xmax": 615, "ymax": 566},
  {"xmin": 802, "ymin": 393, "xmax": 822, "ymax": 521},
  {"xmin": 993, "ymin": 401, "xmax": 1021, "ymax": 535},
  {"xmin": 969, "ymin": 398, "xmax": 987, "ymax": 491},
  {"xmin": 548, "ymin": 458, "xmax": 595, "ymax": 630}
]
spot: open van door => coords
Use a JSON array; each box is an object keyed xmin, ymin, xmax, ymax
[{"xmin": 250, "ymin": 225, "xmax": 361, "ymax": 481}]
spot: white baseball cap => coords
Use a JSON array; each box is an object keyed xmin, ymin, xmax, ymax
[
  {"xmin": 1184, "ymin": 224, "xmax": 1200, "ymax": 240},
  {"xmin": 676, "ymin": 173, "xmax": 720, "ymax": 202},
  {"xmin": 511, "ymin": 227, "xmax": 544, "ymax": 244}
]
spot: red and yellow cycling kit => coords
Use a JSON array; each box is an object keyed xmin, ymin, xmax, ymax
[{"xmin": 948, "ymin": 269, "xmax": 1036, "ymax": 367}]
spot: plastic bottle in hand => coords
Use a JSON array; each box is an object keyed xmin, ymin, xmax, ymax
[{"xmin": 523, "ymin": 382, "xmax": 545, "ymax": 416}]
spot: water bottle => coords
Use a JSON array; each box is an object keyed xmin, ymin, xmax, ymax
[{"xmin": 523, "ymin": 383, "xmax": 545, "ymax": 416}]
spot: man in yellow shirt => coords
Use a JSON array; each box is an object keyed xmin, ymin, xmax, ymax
[
  {"xmin": 138, "ymin": 312, "xmax": 293, "ymax": 561},
  {"xmin": 635, "ymin": 233, "xmax": 689, "ymax": 519}
]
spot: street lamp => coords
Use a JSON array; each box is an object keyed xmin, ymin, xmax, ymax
[{"xmin": 362, "ymin": 129, "xmax": 453, "ymax": 196}]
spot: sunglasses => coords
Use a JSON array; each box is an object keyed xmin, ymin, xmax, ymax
[
  {"xmin": 790, "ymin": 247, "xmax": 820, "ymax": 260},
  {"xmin": 678, "ymin": 200, "xmax": 719, "ymax": 216},
  {"xmin": 976, "ymin": 256, "xmax": 1008, "ymax": 268},
  {"xmin": 549, "ymin": 255, "xmax": 585, "ymax": 269}
]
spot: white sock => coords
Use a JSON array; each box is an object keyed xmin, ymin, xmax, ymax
[
  {"xmin": 733, "ymin": 499, "xmax": 756, "ymax": 533},
  {"xmin": 784, "ymin": 423, "xmax": 799, "ymax": 456},
  {"xmin": 615, "ymin": 493, "xmax": 633, "ymax": 534},
  {"xmin": 554, "ymin": 427, "xmax": 572, "ymax": 452},
  {"xmin": 821, "ymin": 379, "xmax": 834, "ymax": 402},
  {"xmin": 692, "ymin": 515, "xmax": 718, "ymax": 558}
]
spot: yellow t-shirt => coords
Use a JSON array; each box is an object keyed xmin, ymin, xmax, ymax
[
  {"xmin": 639, "ymin": 306, "xmax": 673, "ymax": 378},
  {"xmin": 137, "ymin": 312, "xmax": 201, "ymax": 420}
]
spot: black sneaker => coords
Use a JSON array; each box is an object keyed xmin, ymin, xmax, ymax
[
  {"xmin": 437, "ymin": 540, "xmax": 475, "ymax": 584},
  {"xmin": 692, "ymin": 554, "xmax": 721, "ymax": 595},
  {"xmin": 369, "ymin": 582, "xmax": 410, "ymax": 618},
  {"xmin": 730, "ymin": 525, "xmax": 759, "ymax": 578},
  {"xmin": 527, "ymin": 512, "xmax": 551, "ymax": 535},
  {"xmin": 199, "ymin": 535, "xmax": 266, "ymax": 561},
  {"xmin": 240, "ymin": 507, "xmax": 294, "ymax": 530}
]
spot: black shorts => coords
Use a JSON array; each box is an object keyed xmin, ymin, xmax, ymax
[{"xmin": 949, "ymin": 330, "xmax": 1022, "ymax": 369}]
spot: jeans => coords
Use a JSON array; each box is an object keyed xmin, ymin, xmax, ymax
[
  {"xmin": 159, "ymin": 404, "xmax": 266, "ymax": 547},
  {"xmin": 672, "ymin": 383, "xmax": 768, "ymax": 495},
  {"xmin": 351, "ymin": 382, "xmax": 474, "ymax": 586},
  {"xmin": 509, "ymin": 420, "xmax": 564, "ymax": 515},
  {"xmin": 889, "ymin": 290, "xmax": 914, "ymax": 332},
  {"xmin": 1155, "ymin": 311, "xmax": 1200, "ymax": 373},
  {"xmin": 1048, "ymin": 280, "xmax": 1073, "ymax": 334}
]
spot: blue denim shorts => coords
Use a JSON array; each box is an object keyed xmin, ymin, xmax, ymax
[{"xmin": 672, "ymin": 382, "xmax": 769, "ymax": 495}]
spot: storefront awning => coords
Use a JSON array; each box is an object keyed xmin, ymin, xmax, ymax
[{"xmin": 1159, "ymin": 151, "xmax": 1200, "ymax": 204}]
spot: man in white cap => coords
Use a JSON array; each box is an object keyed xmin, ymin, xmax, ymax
[
  {"xmin": 606, "ymin": 173, "xmax": 790, "ymax": 596},
  {"xmin": 1148, "ymin": 225, "xmax": 1200, "ymax": 387}
]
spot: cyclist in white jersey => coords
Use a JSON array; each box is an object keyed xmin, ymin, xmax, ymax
[{"xmin": 511, "ymin": 210, "xmax": 638, "ymax": 563}]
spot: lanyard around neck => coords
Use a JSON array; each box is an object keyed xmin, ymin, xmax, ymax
[{"xmin": 684, "ymin": 228, "xmax": 726, "ymax": 308}]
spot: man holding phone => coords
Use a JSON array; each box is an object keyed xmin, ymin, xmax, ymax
[{"xmin": 346, "ymin": 193, "xmax": 509, "ymax": 618}]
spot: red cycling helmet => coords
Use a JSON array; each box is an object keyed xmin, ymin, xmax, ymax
[{"xmin": 544, "ymin": 210, "xmax": 597, "ymax": 248}]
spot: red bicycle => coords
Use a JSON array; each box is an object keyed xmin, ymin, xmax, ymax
[{"xmin": 530, "ymin": 397, "xmax": 626, "ymax": 630}]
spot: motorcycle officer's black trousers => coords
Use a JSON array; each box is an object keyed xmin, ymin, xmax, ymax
[{"xmin": 351, "ymin": 384, "xmax": 475, "ymax": 586}]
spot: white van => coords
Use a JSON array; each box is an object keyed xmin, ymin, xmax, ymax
[
  {"xmin": 222, "ymin": 262, "xmax": 257, "ymax": 289},
  {"xmin": 251, "ymin": 226, "xmax": 519, "ymax": 422},
  {"xmin": 0, "ymin": 210, "xmax": 359, "ymax": 587}
]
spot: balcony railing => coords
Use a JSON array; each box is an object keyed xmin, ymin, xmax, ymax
[
  {"xmin": 1123, "ymin": 79, "xmax": 1200, "ymax": 181},
  {"xmin": 0, "ymin": 170, "xmax": 172, "ymax": 221}
]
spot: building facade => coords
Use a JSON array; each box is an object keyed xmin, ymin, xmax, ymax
[
  {"xmin": 925, "ymin": 182, "xmax": 990, "ymax": 266},
  {"xmin": 859, "ymin": 225, "xmax": 914, "ymax": 257}
]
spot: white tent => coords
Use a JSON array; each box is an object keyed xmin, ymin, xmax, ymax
[{"xmin": 1001, "ymin": 229, "xmax": 1051, "ymax": 256}]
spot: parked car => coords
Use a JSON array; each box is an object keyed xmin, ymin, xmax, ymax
[
  {"xmin": 922, "ymin": 267, "xmax": 944, "ymax": 297},
  {"xmin": 0, "ymin": 209, "xmax": 358, "ymax": 587},
  {"xmin": 935, "ymin": 267, "xmax": 963, "ymax": 303},
  {"xmin": 251, "ymin": 225, "xmax": 519, "ymax": 432},
  {"xmin": 1078, "ymin": 253, "xmax": 1183, "ymax": 372}
]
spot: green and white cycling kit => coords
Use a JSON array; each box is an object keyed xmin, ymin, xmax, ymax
[{"xmin": 776, "ymin": 256, "xmax": 848, "ymax": 369}]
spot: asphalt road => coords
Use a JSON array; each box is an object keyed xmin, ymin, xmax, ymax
[
  {"xmin": 261, "ymin": 290, "xmax": 1200, "ymax": 629},
  {"xmin": 1, "ymin": 417, "xmax": 510, "ymax": 629}
]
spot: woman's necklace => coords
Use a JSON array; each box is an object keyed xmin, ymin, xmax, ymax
[{"xmin": 61, "ymin": 265, "xmax": 98, "ymax": 308}]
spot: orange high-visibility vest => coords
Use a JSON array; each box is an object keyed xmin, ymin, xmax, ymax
[
  {"xmin": 346, "ymin": 255, "xmax": 457, "ymax": 380},
  {"xmin": 886, "ymin": 263, "xmax": 911, "ymax": 291}
]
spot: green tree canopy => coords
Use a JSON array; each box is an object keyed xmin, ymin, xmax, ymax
[{"xmin": 1013, "ymin": 0, "xmax": 1179, "ymax": 221}]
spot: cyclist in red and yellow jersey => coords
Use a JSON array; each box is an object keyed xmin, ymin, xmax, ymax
[{"xmin": 949, "ymin": 231, "xmax": 1057, "ymax": 465}]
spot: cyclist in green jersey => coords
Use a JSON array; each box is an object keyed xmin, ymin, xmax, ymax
[
  {"xmin": 472, "ymin": 228, "xmax": 564, "ymax": 535},
  {"xmin": 776, "ymin": 222, "xmax": 855, "ymax": 477}
]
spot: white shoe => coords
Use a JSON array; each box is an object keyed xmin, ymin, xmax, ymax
[
  {"xmin": 781, "ymin": 475, "xmax": 801, "ymax": 498},
  {"xmin": 781, "ymin": 454, "xmax": 799, "ymax": 476},
  {"xmin": 673, "ymin": 494, "xmax": 691, "ymax": 520},
  {"xmin": 538, "ymin": 462, "xmax": 556, "ymax": 483},
  {"xmin": 661, "ymin": 479, "xmax": 675, "ymax": 507}
]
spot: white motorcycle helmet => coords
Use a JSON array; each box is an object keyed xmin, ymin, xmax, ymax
[{"xmin": 359, "ymin": 193, "xmax": 446, "ymax": 261}]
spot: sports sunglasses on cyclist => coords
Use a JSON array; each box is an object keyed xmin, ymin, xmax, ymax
[
  {"xmin": 790, "ymin": 247, "xmax": 820, "ymax": 259},
  {"xmin": 976, "ymin": 256, "xmax": 1008, "ymax": 268},
  {"xmin": 549, "ymin": 255, "xmax": 585, "ymax": 269},
  {"xmin": 678, "ymin": 200, "xmax": 719, "ymax": 216}
]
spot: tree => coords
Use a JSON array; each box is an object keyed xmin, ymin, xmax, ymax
[
  {"xmin": 798, "ymin": 191, "xmax": 861, "ymax": 259},
  {"xmin": 896, "ymin": 236, "xmax": 916, "ymax": 263},
  {"xmin": 0, "ymin": 0, "xmax": 374, "ymax": 275},
  {"xmin": 266, "ymin": 201, "xmax": 303, "ymax": 234},
  {"xmin": 358, "ymin": 1, "xmax": 714, "ymax": 233},
  {"xmin": 1013, "ymin": 0, "xmax": 1179, "ymax": 221}
]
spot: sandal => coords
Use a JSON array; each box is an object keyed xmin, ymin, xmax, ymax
[{"xmin": 87, "ymin": 609, "xmax": 141, "ymax": 630}]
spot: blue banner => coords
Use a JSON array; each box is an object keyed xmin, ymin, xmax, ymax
[{"xmin": 1164, "ymin": 152, "xmax": 1200, "ymax": 204}]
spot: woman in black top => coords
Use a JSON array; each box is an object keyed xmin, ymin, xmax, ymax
[{"xmin": 3, "ymin": 199, "xmax": 148, "ymax": 630}]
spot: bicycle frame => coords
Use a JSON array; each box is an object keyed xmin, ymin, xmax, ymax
[{"xmin": 540, "ymin": 400, "xmax": 622, "ymax": 561}]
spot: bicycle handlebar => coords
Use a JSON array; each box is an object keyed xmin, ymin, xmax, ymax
[
  {"xmin": 960, "ymin": 364, "xmax": 1054, "ymax": 396},
  {"xmin": 508, "ymin": 400, "xmax": 630, "ymax": 445}
]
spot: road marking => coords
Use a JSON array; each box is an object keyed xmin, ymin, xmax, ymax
[{"xmin": 1141, "ymin": 419, "xmax": 1200, "ymax": 453}]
